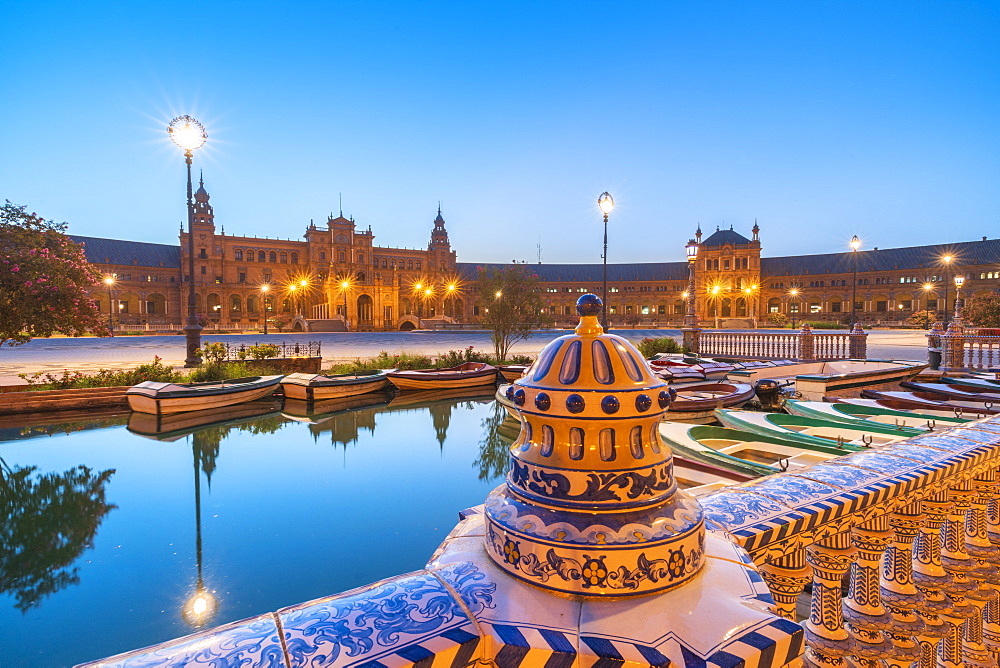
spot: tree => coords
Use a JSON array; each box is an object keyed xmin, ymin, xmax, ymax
[
  {"xmin": 474, "ymin": 266, "xmax": 547, "ymax": 362},
  {"xmin": 766, "ymin": 311, "xmax": 789, "ymax": 327},
  {"xmin": 961, "ymin": 293, "xmax": 1000, "ymax": 328},
  {"xmin": 905, "ymin": 309, "xmax": 936, "ymax": 329},
  {"xmin": 0, "ymin": 202, "xmax": 107, "ymax": 346}
]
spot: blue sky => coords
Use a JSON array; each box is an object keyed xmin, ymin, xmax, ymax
[{"xmin": 3, "ymin": 1, "xmax": 998, "ymax": 264}]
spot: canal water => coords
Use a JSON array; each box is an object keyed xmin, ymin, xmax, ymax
[{"xmin": 0, "ymin": 391, "xmax": 515, "ymax": 667}]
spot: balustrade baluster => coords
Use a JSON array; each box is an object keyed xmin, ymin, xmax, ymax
[
  {"xmin": 968, "ymin": 469, "xmax": 1000, "ymax": 661},
  {"xmin": 912, "ymin": 491, "xmax": 961, "ymax": 668},
  {"xmin": 844, "ymin": 515, "xmax": 895, "ymax": 667},
  {"xmin": 803, "ymin": 532, "xmax": 855, "ymax": 668},
  {"xmin": 759, "ymin": 548, "xmax": 811, "ymax": 620},
  {"xmin": 882, "ymin": 503, "xmax": 926, "ymax": 668}
]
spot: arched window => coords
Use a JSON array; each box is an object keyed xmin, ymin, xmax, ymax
[
  {"xmin": 390, "ymin": 260, "xmax": 396, "ymax": 270},
  {"xmin": 381, "ymin": 258, "xmax": 387, "ymax": 268},
  {"xmin": 357, "ymin": 253, "xmax": 364, "ymax": 264},
  {"xmin": 258, "ymin": 250, "xmax": 266, "ymax": 261},
  {"xmin": 407, "ymin": 260, "xmax": 413, "ymax": 270},
  {"xmin": 291, "ymin": 252, "xmax": 298, "ymax": 264},
  {"xmin": 246, "ymin": 295, "xmax": 258, "ymax": 314},
  {"xmin": 247, "ymin": 250, "xmax": 255, "ymax": 262},
  {"xmin": 269, "ymin": 251, "xmax": 277, "ymax": 263},
  {"xmin": 357, "ymin": 272, "xmax": 366, "ymax": 282},
  {"xmin": 415, "ymin": 260, "xmax": 421, "ymax": 270},
  {"xmin": 339, "ymin": 251, "xmax": 346, "ymax": 262},
  {"xmin": 279, "ymin": 252, "xmax": 287, "ymax": 263},
  {"xmin": 230, "ymin": 295, "xmax": 242, "ymax": 312},
  {"xmin": 234, "ymin": 249, "xmax": 243, "ymax": 261}
]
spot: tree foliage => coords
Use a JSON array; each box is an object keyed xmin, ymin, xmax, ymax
[
  {"xmin": 905, "ymin": 309, "xmax": 937, "ymax": 329},
  {"xmin": 0, "ymin": 202, "xmax": 107, "ymax": 346},
  {"xmin": 962, "ymin": 293, "xmax": 1000, "ymax": 329},
  {"xmin": 0, "ymin": 461, "xmax": 116, "ymax": 612},
  {"xmin": 474, "ymin": 266, "xmax": 547, "ymax": 362}
]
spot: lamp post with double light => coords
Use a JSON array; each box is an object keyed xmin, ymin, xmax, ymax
[
  {"xmin": 103, "ymin": 276, "xmax": 115, "ymax": 336},
  {"xmin": 168, "ymin": 116, "xmax": 208, "ymax": 367},
  {"xmin": 684, "ymin": 239, "xmax": 698, "ymax": 327},
  {"xmin": 849, "ymin": 235, "xmax": 861, "ymax": 327},
  {"xmin": 598, "ymin": 192, "xmax": 614, "ymax": 330},
  {"xmin": 260, "ymin": 285, "xmax": 270, "ymax": 335}
]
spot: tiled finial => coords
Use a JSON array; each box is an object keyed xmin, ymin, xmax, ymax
[{"xmin": 484, "ymin": 294, "xmax": 705, "ymax": 596}]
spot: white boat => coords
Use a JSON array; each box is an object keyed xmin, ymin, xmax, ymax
[
  {"xmin": 783, "ymin": 399, "xmax": 969, "ymax": 430},
  {"xmin": 727, "ymin": 358, "xmax": 928, "ymax": 401},
  {"xmin": 126, "ymin": 375, "xmax": 284, "ymax": 415},
  {"xmin": 715, "ymin": 409, "xmax": 921, "ymax": 448},
  {"xmin": 280, "ymin": 371, "xmax": 390, "ymax": 401}
]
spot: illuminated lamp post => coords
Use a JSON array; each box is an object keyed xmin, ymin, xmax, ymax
[
  {"xmin": 288, "ymin": 284, "xmax": 298, "ymax": 316},
  {"xmin": 104, "ymin": 276, "xmax": 115, "ymax": 336},
  {"xmin": 340, "ymin": 279, "xmax": 351, "ymax": 326},
  {"xmin": 953, "ymin": 274, "xmax": 965, "ymax": 323},
  {"xmin": 941, "ymin": 254, "xmax": 954, "ymax": 325},
  {"xmin": 597, "ymin": 192, "xmax": 615, "ymax": 330},
  {"xmin": 920, "ymin": 283, "xmax": 933, "ymax": 326},
  {"xmin": 424, "ymin": 287, "xmax": 434, "ymax": 317},
  {"xmin": 744, "ymin": 285, "xmax": 757, "ymax": 328},
  {"xmin": 684, "ymin": 239, "xmax": 698, "ymax": 327},
  {"xmin": 260, "ymin": 285, "xmax": 270, "ymax": 335},
  {"xmin": 789, "ymin": 288, "xmax": 800, "ymax": 328},
  {"xmin": 168, "ymin": 115, "xmax": 208, "ymax": 367},
  {"xmin": 709, "ymin": 285, "xmax": 721, "ymax": 328},
  {"xmin": 849, "ymin": 235, "xmax": 861, "ymax": 327}
]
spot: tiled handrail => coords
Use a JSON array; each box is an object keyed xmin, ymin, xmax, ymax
[{"xmin": 698, "ymin": 415, "xmax": 1000, "ymax": 666}]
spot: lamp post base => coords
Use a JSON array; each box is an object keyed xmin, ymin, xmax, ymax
[{"xmin": 183, "ymin": 322, "xmax": 203, "ymax": 367}]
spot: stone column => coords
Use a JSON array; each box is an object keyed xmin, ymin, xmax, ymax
[
  {"xmin": 849, "ymin": 322, "xmax": 868, "ymax": 359},
  {"xmin": 844, "ymin": 515, "xmax": 894, "ymax": 667},
  {"xmin": 682, "ymin": 325, "xmax": 701, "ymax": 355},
  {"xmin": 939, "ymin": 321, "xmax": 966, "ymax": 372},
  {"xmin": 803, "ymin": 532, "xmax": 855, "ymax": 668},
  {"xmin": 912, "ymin": 492, "xmax": 959, "ymax": 668},
  {"xmin": 797, "ymin": 323, "xmax": 815, "ymax": 361}
]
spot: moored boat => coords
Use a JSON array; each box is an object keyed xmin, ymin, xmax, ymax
[
  {"xmin": 387, "ymin": 362, "xmax": 498, "ymax": 391},
  {"xmin": 728, "ymin": 358, "xmax": 928, "ymax": 401},
  {"xmin": 497, "ymin": 365, "xmax": 529, "ymax": 382},
  {"xmin": 664, "ymin": 382, "xmax": 755, "ymax": 423},
  {"xmin": 126, "ymin": 375, "xmax": 284, "ymax": 415},
  {"xmin": 280, "ymin": 370, "xmax": 390, "ymax": 401},
  {"xmin": 899, "ymin": 381, "xmax": 1000, "ymax": 402},
  {"xmin": 127, "ymin": 398, "xmax": 282, "ymax": 440},
  {"xmin": 659, "ymin": 421, "xmax": 853, "ymax": 476},
  {"xmin": 670, "ymin": 453, "xmax": 757, "ymax": 496},
  {"xmin": 940, "ymin": 376, "xmax": 1000, "ymax": 392},
  {"xmin": 715, "ymin": 408, "xmax": 921, "ymax": 448},
  {"xmin": 857, "ymin": 390, "xmax": 1000, "ymax": 416},
  {"xmin": 783, "ymin": 399, "xmax": 968, "ymax": 430}
]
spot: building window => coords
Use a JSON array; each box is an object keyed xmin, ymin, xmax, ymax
[
  {"xmin": 358, "ymin": 253, "xmax": 364, "ymax": 264},
  {"xmin": 291, "ymin": 252, "xmax": 299, "ymax": 264},
  {"xmin": 723, "ymin": 259, "xmax": 730, "ymax": 270},
  {"xmin": 263, "ymin": 272, "xmax": 272, "ymax": 282},
  {"xmin": 146, "ymin": 301, "xmax": 157, "ymax": 314},
  {"xmin": 239, "ymin": 272, "xmax": 246, "ymax": 283},
  {"xmin": 810, "ymin": 302, "xmax": 821, "ymax": 313},
  {"xmin": 215, "ymin": 277, "xmax": 223, "ymax": 284},
  {"xmin": 234, "ymin": 249, "xmax": 243, "ymax": 260},
  {"xmin": 415, "ymin": 261, "xmax": 421, "ymax": 270},
  {"xmin": 269, "ymin": 251, "xmax": 277, "ymax": 262},
  {"xmin": 201, "ymin": 266, "xmax": 206, "ymax": 275},
  {"xmin": 407, "ymin": 260, "xmax": 413, "ymax": 270},
  {"xmin": 247, "ymin": 250, "xmax": 255, "ymax": 262},
  {"xmin": 876, "ymin": 301, "xmax": 888, "ymax": 312},
  {"xmin": 831, "ymin": 302, "xmax": 842, "ymax": 312},
  {"xmin": 381, "ymin": 258, "xmax": 387, "ymax": 268},
  {"xmin": 339, "ymin": 251, "xmax": 346, "ymax": 262},
  {"xmin": 199, "ymin": 248, "xmax": 207, "ymax": 258},
  {"xmin": 280, "ymin": 252, "xmax": 288, "ymax": 263}
]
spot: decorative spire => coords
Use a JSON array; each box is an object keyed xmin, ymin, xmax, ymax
[{"xmin": 484, "ymin": 294, "xmax": 704, "ymax": 596}]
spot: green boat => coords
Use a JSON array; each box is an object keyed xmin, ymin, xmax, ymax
[
  {"xmin": 659, "ymin": 420, "xmax": 860, "ymax": 477},
  {"xmin": 715, "ymin": 408, "xmax": 924, "ymax": 449},
  {"xmin": 783, "ymin": 399, "xmax": 969, "ymax": 431}
]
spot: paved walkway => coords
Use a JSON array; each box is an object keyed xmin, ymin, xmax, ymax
[{"xmin": 0, "ymin": 328, "xmax": 931, "ymax": 385}]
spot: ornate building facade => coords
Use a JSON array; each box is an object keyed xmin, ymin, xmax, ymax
[{"xmin": 74, "ymin": 181, "xmax": 999, "ymax": 331}]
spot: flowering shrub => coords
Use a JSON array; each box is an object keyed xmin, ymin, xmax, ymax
[
  {"xmin": 197, "ymin": 342, "xmax": 229, "ymax": 364},
  {"xmin": 637, "ymin": 337, "xmax": 683, "ymax": 358},
  {"xmin": 248, "ymin": 343, "xmax": 280, "ymax": 361},
  {"xmin": 1, "ymin": 201, "xmax": 107, "ymax": 345},
  {"xmin": 18, "ymin": 356, "xmax": 180, "ymax": 389}
]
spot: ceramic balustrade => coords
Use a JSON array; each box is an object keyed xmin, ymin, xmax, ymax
[
  {"xmin": 695, "ymin": 326, "xmax": 864, "ymax": 361},
  {"xmin": 696, "ymin": 415, "xmax": 1000, "ymax": 668},
  {"xmin": 939, "ymin": 324, "xmax": 1000, "ymax": 372}
]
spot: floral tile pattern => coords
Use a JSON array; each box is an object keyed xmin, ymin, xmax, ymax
[{"xmin": 75, "ymin": 614, "xmax": 285, "ymax": 668}]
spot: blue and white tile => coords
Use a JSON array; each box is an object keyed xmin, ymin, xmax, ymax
[
  {"xmin": 278, "ymin": 571, "xmax": 475, "ymax": 668},
  {"xmin": 75, "ymin": 613, "xmax": 285, "ymax": 668}
]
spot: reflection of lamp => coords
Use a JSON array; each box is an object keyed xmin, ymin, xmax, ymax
[
  {"xmin": 168, "ymin": 115, "xmax": 208, "ymax": 367},
  {"xmin": 598, "ymin": 192, "xmax": 615, "ymax": 330},
  {"xmin": 182, "ymin": 441, "xmax": 217, "ymax": 628}
]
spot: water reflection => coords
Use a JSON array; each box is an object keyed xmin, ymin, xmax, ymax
[
  {"xmin": 474, "ymin": 402, "xmax": 520, "ymax": 482},
  {"xmin": 127, "ymin": 399, "xmax": 283, "ymax": 442},
  {"xmin": 0, "ymin": 459, "xmax": 116, "ymax": 612},
  {"xmin": 182, "ymin": 438, "xmax": 217, "ymax": 627},
  {"xmin": 0, "ymin": 409, "xmax": 128, "ymax": 443}
]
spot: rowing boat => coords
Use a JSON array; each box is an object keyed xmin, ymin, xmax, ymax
[
  {"xmin": 127, "ymin": 398, "xmax": 282, "ymax": 440},
  {"xmin": 126, "ymin": 375, "xmax": 284, "ymax": 415},
  {"xmin": 715, "ymin": 408, "xmax": 922, "ymax": 448},
  {"xmin": 659, "ymin": 421, "xmax": 854, "ymax": 477},
  {"xmin": 858, "ymin": 390, "xmax": 1000, "ymax": 416},
  {"xmin": 664, "ymin": 382, "xmax": 755, "ymax": 423},
  {"xmin": 900, "ymin": 381, "xmax": 1000, "ymax": 402},
  {"xmin": 727, "ymin": 358, "xmax": 928, "ymax": 401},
  {"xmin": 280, "ymin": 370, "xmax": 391, "ymax": 401},
  {"xmin": 386, "ymin": 362, "xmax": 498, "ymax": 391},
  {"xmin": 783, "ymin": 399, "xmax": 968, "ymax": 430},
  {"xmin": 497, "ymin": 365, "xmax": 529, "ymax": 382}
]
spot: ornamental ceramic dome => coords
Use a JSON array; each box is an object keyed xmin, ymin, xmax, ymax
[{"xmin": 484, "ymin": 295, "xmax": 705, "ymax": 597}]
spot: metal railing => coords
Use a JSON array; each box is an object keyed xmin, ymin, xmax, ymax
[{"xmin": 205, "ymin": 340, "xmax": 322, "ymax": 360}]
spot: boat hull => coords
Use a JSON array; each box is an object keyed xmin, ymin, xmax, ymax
[
  {"xmin": 664, "ymin": 383, "xmax": 755, "ymax": 423},
  {"xmin": 280, "ymin": 372, "xmax": 390, "ymax": 401},
  {"xmin": 387, "ymin": 363, "xmax": 498, "ymax": 391},
  {"xmin": 126, "ymin": 376, "xmax": 283, "ymax": 415}
]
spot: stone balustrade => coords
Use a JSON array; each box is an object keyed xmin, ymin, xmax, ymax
[
  {"xmin": 699, "ymin": 415, "xmax": 1000, "ymax": 667},
  {"xmin": 688, "ymin": 323, "xmax": 866, "ymax": 361},
  {"xmin": 935, "ymin": 321, "xmax": 1000, "ymax": 372}
]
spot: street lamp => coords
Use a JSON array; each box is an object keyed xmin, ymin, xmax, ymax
[
  {"xmin": 921, "ymin": 283, "xmax": 933, "ymax": 324},
  {"xmin": 849, "ymin": 235, "xmax": 861, "ymax": 327},
  {"xmin": 941, "ymin": 254, "xmax": 954, "ymax": 325},
  {"xmin": 709, "ymin": 284, "xmax": 721, "ymax": 328},
  {"xmin": 260, "ymin": 285, "xmax": 270, "ymax": 335},
  {"xmin": 168, "ymin": 115, "xmax": 208, "ymax": 367},
  {"xmin": 299, "ymin": 278, "xmax": 309, "ymax": 320},
  {"xmin": 953, "ymin": 274, "xmax": 965, "ymax": 323},
  {"xmin": 340, "ymin": 279, "xmax": 351, "ymax": 323},
  {"xmin": 789, "ymin": 288, "xmax": 800, "ymax": 328},
  {"xmin": 598, "ymin": 192, "xmax": 615, "ymax": 330},
  {"xmin": 743, "ymin": 285, "xmax": 757, "ymax": 327},
  {"xmin": 684, "ymin": 239, "xmax": 698, "ymax": 327},
  {"xmin": 288, "ymin": 284, "xmax": 298, "ymax": 316},
  {"xmin": 103, "ymin": 276, "xmax": 115, "ymax": 336}
]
